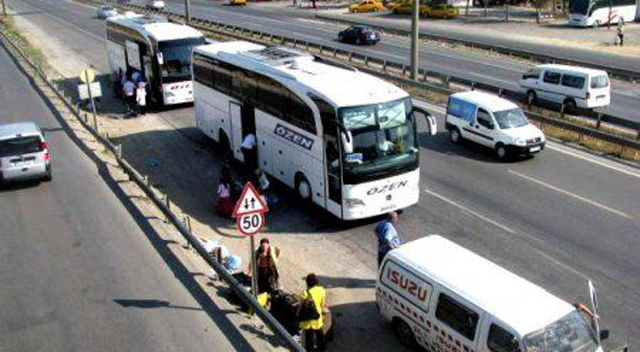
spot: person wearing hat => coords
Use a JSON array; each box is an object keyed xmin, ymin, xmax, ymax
[
  {"xmin": 298, "ymin": 273, "xmax": 327, "ymax": 352},
  {"xmin": 254, "ymin": 238, "xmax": 280, "ymax": 294}
]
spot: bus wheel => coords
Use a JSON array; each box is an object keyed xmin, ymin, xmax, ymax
[
  {"xmin": 295, "ymin": 174, "xmax": 312, "ymax": 202},
  {"xmin": 394, "ymin": 318, "xmax": 416, "ymax": 348}
]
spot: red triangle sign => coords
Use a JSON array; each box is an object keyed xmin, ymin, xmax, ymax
[{"xmin": 232, "ymin": 182, "xmax": 269, "ymax": 218}]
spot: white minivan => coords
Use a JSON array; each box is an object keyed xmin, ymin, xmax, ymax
[
  {"xmin": 445, "ymin": 91, "xmax": 545, "ymax": 159},
  {"xmin": 520, "ymin": 64, "xmax": 610, "ymax": 111},
  {"xmin": 377, "ymin": 235, "xmax": 609, "ymax": 352}
]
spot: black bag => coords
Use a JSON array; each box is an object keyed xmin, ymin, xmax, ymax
[
  {"xmin": 270, "ymin": 290, "xmax": 300, "ymax": 336},
  {"xmin": 297, "ymin": 289, "xmax": 320, "ymax": 322}
]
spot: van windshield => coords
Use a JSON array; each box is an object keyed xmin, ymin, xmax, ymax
[
  {"xmin": 0, "ymin": 136, "xmax": 42, "ymax": 158},
  {"xmin": 590, "ymin": 75, "xmax": 609, "ymax": 89},
  {"xmin": 494, "ymin": 108, "xmax": 528, "ymax": 129},
  {"xmin": 523, "ymin": 311, "xmax": 598, "ymax": 352}
]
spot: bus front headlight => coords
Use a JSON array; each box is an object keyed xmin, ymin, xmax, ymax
[{"xmin": 344, "ymin": 198, "xmax": 365, "ymax": 208}]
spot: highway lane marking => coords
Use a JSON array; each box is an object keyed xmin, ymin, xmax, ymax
[
  {"xmin": 12, "ymin": 0, "xmax": 105, "ymax": 42},
  {"xmin": 423, "ymin": 188, "xmax": 517, "ymax": 234},
  {"xmin": 423, "ymin": 187, "xmax": 593, "ymax": 280},
  {"xmin": 507, "ymin": 170, "xmax": 632, "ymax": 219},
  {"xmin": 546, "ymin": 144, "xmax": 640, "ymax": 179}
]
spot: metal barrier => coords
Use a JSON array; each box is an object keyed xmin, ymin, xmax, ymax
[
  {"xmin": 117, "ymin": 2, "xmax": 640, "ymax": 143},
  {"xmin": 0, "ymin": 28, "xmax": 306, "ymax": 352}
]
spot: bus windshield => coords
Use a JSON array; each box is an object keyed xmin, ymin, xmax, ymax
[
  {"xmin": 523, "ymin": 311, "xmax": 598, "ymax": 352},
  {"xmin": 569, "ymin": 0, "xmax": 590, "ymax": 14},
  {"xmin": 158, "ymin": 37, "xmax": 206, "ymax": 83},
  {"xmin": 338, "ymin": 97, "xmax": 418, "ymax": 183}
]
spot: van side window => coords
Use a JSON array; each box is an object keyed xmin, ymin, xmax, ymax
[
  {"xmin": 488, "ymin": 324, "xmax": 521, "ymax": 352},
  {"xmin": 435, "ymin": 293, "xmax": 479, "ymax": 341},
  {"xmin": 448, "ymin": 97, "xmax": 475, "ymax": 124},
  {"xmin": 523, "ymin": 69, "xmax": 540, "ymax": 80},
  {"xmin": 543, "ymin": 71, "xmax": 561, "ymax": 85},
  {"xmin": 561, "ymin": 74, "xmax": 586, "ymax": 89}
]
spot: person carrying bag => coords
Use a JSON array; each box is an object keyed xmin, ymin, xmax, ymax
[{"xmin": 297, "ymin": 273, "xmax": 326, "ymax": 352}]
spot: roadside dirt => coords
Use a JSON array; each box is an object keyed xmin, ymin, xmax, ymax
[{"xmin": 7, "ymin": 5, "xmax": 409, "ymax": 352}]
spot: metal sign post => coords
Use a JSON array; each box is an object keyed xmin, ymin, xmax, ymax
[
  {"xmin": 232, "ymin": 182, "xmax": 269, "ymax": 297},
  {"xmin": 80, "ymin": 69, "xmax": 98, "ymax": 129}
]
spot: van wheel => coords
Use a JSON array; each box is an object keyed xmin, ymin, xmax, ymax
[
  {"xmin": 495, "ymin": 143, "xmax": 508, "ymax": 160},
  {"xmin": 450, "ymin": 127, "xmax": 462, "ymax": 144},
  {"xmin": 526, "ymin": 90, "xmax": 537, "ymax": 105},
  {"xmin": 563, "ymin": 99, "xmax": 577, "ymax": 114},
  {"xmin": 43, "ymin": 168, "xmax": 52, "ymax": 182},
  {"xmin": 394, "ymin": 318, "xmax": 416, "ymax": 348},
  {"xmin": 295, "ymin": 174, "xmax": 312, "ymax": 202},
  {"xmin": 218, "ymin": 131, "xmax": 231, "ymax": 157},
  {"xmin": 593, "ymin": 20, "xmax": 600, "ymax": 29}
]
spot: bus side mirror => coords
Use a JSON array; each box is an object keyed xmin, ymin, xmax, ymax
[
  {"xmin": 413, "ymin": 106, "xmax": 436, "ymax": 136},
  {"xmin": 599, "ymin": 330, "xmax": 609, "ymax": 341},
  {"xmin": 157, "ymin": 52, "xmax": 164, "ymax": 65},
  {"xmin": 341, "ymin": 131, "xmax": 353, "ymax": 154}
]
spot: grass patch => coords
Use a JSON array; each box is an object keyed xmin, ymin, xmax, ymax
[{"xmin": 0, "ymin": 16, "xmax": 48, "ymax": 70}]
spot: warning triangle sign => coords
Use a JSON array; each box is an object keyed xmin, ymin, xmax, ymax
[{"xmin": 232, "ymin": 182, "xmax": 269, "ymax": 218}]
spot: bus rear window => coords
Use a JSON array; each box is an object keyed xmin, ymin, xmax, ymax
[{"xmin": 590, "ymin": 75, "xmax": 609, "ymax": 89}]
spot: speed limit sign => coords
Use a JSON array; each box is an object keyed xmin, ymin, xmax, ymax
[{"xmin": 238, "ymin": 213, "xmax": 264, "ymax": 236}]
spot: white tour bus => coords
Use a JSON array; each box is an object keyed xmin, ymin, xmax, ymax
[
  {"xmin": 192, "ymin": 41, "xmax": 436, "ymax": 220},
  {"xmin": 378, "ymin": 235, "xmax": 610, "ymax": 352},
  {"xmin": 106, "ymin": 14, "xmax": 206, "ymax": 107},
  {"xmin": 568, "ymin": 0, "xmax": 638, "ymax": 27}
]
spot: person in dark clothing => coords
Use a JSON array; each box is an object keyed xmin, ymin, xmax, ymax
[{"xmin": 255, "ymin": 238, "xmax": 280, "ymax": 294}]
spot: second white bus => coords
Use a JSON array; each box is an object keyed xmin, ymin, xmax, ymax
[{"xmin": 192, "ymin": 41, "xmax": 435, "ymax": 220}]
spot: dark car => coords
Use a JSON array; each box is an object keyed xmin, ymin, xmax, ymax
[{"xmin": 338, "ymin": 25, "xmax": 380, "ymax": 45}]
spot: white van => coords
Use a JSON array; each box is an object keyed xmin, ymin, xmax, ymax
[
  {"xmin": 445, "ymin": 91, "xmax": 545, "ymax": 159},
  {"xmin": 520, "ymin": 64, "xmax": 610, "ymax": 111},
  {"xmin": 377, "ymin": 235, "xmax": 609, "ymax": 352}
]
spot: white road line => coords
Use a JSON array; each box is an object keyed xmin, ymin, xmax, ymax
[
  {"xmin": 508, "ymin": 170, "xmax": 632, "ymax": 219},
  {"xmin": 423, "ymin": 188, "xmax": 517, "ymax": 234},
  {"xmin": 546, "ymin": 144, "xmax": 640, "ymax": 179}
]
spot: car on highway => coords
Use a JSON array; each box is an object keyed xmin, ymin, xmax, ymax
[
  {"xmin": 520, "ymin": 64, "xmax": 611, "ymax": 112},
  {"xmin": 0, "ymin": 122, "xmax": 52, "ymax": 184},
  {"xmin": 391, "ymin": 1, "xmax": 431, "ymax": 15},
  {"xmin": 96, "ymin": 5, "xmax": 117, "ymax": 19},
  {"xmin": 348, "ymin": 0, "xmax": 386, "ymax": 13},
  {"xmin": 147, "ymin": 0, "xmax": 165, "ymax": 10},
  {"xmin": 445, "ymin": 91, "xmax": 545, "ymax": 159},
  {"xmin": 425, "ymin": 4, "xmax": 459, "ymax": 18},
  {"xmin": 386, "ymin": 0, "xmax": 404, "ymax": 10},
  {"xmin": 229, "ymin": 0, "xmax": 247, "ymax": 5},
  {"xmin": 338, "ymin": 25, "xmax": 381, "ymax": 45}
]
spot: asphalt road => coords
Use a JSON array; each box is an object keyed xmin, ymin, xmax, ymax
[
  {"xmin": 5, "ymin": 0, "xmax": 640, "ymax": 348},
  {"xmin": 153, "ymin": 0, "xmax": 640, "ymax": 123},
  {"xmin": 0, "ymin": 42, "xmax": 250, "ymax": 351}
]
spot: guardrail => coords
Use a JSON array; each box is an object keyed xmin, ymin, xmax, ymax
[
  {"xmin": 314, "ymin": 14, "xmax": 640, "ymax": 83},
  {"xmin": 0, "ymin": 27, "xmax": 306, "ymax": 352},
  {"xmin": 120, "ymin": 2, "xmax": 640, "ymax": 143}
]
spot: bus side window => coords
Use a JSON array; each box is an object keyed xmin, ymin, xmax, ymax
[
  {"xmin": 311, "ymin": 95, "xmax": 337, "ymax": 136},
  {"xmin": 487, "ymin": 324, "xmax": 521, "ymax": 352}
]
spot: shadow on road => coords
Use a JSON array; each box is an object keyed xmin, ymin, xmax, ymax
[{"xmin": 114, "ymin": 298, "xmax": 205, "ymax": 311}]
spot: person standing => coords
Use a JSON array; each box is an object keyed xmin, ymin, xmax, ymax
[
  {"xmin": 136, "ymin": 81, "xmax": 147, "ymax": 116},
  {"xmin": 375, "ymin": 211, "xmax": 401, "ymax": 267},
  {"xmin": 241, "ymin": 133, "xmax": 257, "ymax": 170},
  {"xmin": 255, "ymin": 238, "xmax": 280, "ymax": 294},
  {"xmin": 298, "ymin": 273, "xmax": 327, "ymax": 352},
  {"xmin": 122, "ymin": 77, "xmax": 136, "ymax": 116},
  {"xmin": 617, "ymin": 23, "xmax": 624, "ymax": 46},
  {"xmin": 215, "ymin": 163, "xmax": 234, "ymax": 218}
]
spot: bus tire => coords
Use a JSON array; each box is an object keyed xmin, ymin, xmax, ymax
[
  {"xmin": 394, "ymin": 318, "xmax": 416, "ymax": 348},
  {"xmin": 295, "ymin": 173, "xmax": 312, "ymax": 202}
]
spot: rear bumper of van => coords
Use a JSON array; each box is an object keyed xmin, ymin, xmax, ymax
[
  {"xmin": 0, "ymin": 162, "xmax": 49, "ymax": 183},
  {"xmin": 508, "ymin": 142, "xmax": 545, "ymax": 155}
]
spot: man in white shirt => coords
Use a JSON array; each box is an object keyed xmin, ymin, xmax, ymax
[{"xmin": 241, "ymin": 133, "xmax": 257, "ymax": 170}]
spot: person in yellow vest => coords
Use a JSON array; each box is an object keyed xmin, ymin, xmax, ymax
[{"xmin": 298, "ymin": 273, "xmax": 326, "ymax": 351}]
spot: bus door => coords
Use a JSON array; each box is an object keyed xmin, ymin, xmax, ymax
[
  {"xmin": 229, "ymin": 101, "xmax": 244, "ymax": 161},
  {"xmin": 325, "ymin": 136, "xmax": 342, "ymax": 217}
]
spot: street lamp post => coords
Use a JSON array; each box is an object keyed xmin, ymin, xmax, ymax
[
  {"xmin": 410, "ymin": 0, "xmax": 420, "ymax": 80},
  {"xmin": 185, "ymin": 0, "xmax": 191, "ymax": 24}
]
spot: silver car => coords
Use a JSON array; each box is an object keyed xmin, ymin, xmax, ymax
[
  {"xmin": 97, "ymin": 5, "xmax": 117, "ymax": 19},
  {"xmin": 0, "ymin": 122, "xmax": 52, "ymax": 184}
]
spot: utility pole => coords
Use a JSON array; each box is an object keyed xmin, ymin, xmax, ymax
[
  {"xmin": 1, "ymin": 0, "xmax": 6, "ymax": 19},
  {"xmin": 410, "ymin": 0, "xmax": 420, "ymax": 80},
  {"xmin": 185, "ymin": 0, "xmax": 191, "ymax": 24}
]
